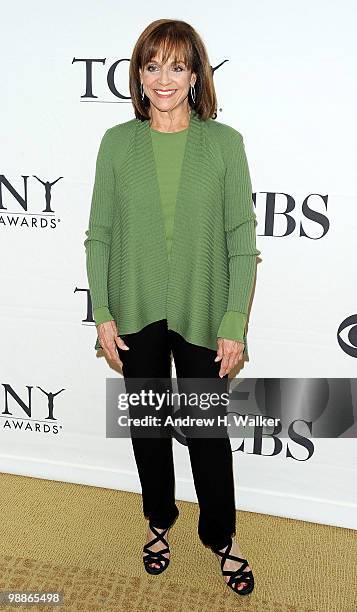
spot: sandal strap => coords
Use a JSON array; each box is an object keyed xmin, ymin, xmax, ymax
[
  {"xmin": 212, "ymin": 538, "xmax": 233, "ymax": 572},
  {"xmin": 144, "ymin": 524, "xmax": 169, "ymax": 550},
  {"xmin": 143, "ymin": 523, "xmax": 170, "ymax": 568},
  {"xmin": 213, "ymin": 539, "xmax": 252, "ymax": 583},
  {"xmin": 143, "ymin": 550, "xmax": 170, "ymax": 564},
  {"xmin": 143, "ymin": 553, "xmax": 170, "ymax": 570},
  {"xmin": 143, "ymin": 544, "xmax": 169, "ymax": 556},
  {"xmin": 228, "ymin": 569, "xmax": 254, "ymax": 590}
]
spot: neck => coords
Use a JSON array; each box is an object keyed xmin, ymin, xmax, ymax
[{"xmin": 148, "ymin": 106, "xmax": 192, "ymax": 133}]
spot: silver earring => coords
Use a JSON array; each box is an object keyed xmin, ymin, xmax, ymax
[
  {"xmin": 140, "ymin": 82, "xmax": 145, "ymax": 100},
  {"xmin": 190, "ymin": 83, "xmax": 196, "ymax": 103}
]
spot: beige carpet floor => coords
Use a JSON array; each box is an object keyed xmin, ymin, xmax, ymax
[{"xmin": 0, "ymin": 472, "xmax": 356, "ymax": 611}]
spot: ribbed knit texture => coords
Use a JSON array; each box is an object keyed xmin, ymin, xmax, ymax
[
  {"xmin": 150, "ymin": 125, "xmax": 249, "ymax": 345},
  {"xmin": 84, "ymin": 109, "xmax": 261, "ymax": 356}
]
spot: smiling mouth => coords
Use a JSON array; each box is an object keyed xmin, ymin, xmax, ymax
[{"xmin": 154, "ymin": 89, "xmax": 177, "ymax": 97}]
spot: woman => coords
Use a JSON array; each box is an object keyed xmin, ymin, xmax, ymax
[{"xmin": 84, "ymin": 19, "xmax": 260, "ymax": 597}]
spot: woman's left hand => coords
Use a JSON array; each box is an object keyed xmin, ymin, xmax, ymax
[{"xmin": 215, "ymin": 338, "xmax": 245, "ymax": 377}]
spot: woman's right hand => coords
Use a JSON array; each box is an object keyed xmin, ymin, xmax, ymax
[{"xmin": 96, "ymin": 320, "xmax": 129, "ymax": 367}]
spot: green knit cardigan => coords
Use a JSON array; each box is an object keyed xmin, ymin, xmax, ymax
[{"xmin": 84, "ymin": 109, "xmax": 261, "ymax": 357}]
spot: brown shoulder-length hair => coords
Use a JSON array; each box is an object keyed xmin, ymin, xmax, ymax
[{"xmin": 129, "ymin": 19, "xmax": 217, "ymax": 121}]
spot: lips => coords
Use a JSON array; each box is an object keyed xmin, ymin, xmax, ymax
[{"xmin": 154, "ymin": 89, "xmax": 177, "ymax": 98}]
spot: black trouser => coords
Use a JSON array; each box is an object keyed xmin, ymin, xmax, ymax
[{"xmin": 117, "ymin": 319, "xmax": 236, "ymax": 550}]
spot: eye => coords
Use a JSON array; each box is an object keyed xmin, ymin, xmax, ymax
[
  {"xmin": 172, "ymin": 65, "xmax": 185, "ymax": 72},
  {"xmin": 146, "ymin": 64, "xmax": 158, "ymax": 72}
]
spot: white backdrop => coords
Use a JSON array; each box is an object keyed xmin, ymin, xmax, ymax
[{"xmin": 1, "ymin": 1, "xmax": 357, "ymax": 530}]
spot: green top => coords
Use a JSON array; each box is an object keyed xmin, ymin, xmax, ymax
[
  {"xmin": 84, "ymin": 109, "xmax": 261, "ymax": 357},
  {"xmin": 150, "ymin": 125, "xmax": 189, "ymax": 264},
  {"xmin": 149, "ymin": 124, "xmax": 246, "ymax": 344}
]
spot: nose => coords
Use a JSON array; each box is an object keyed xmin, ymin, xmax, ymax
[{"xmin": 157, "ymin": 66, "xmax": 172, "ymax": 86}]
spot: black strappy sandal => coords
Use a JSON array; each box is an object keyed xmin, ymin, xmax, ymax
[
  {"xmin": 212, "ymin": 538, "xmax": 255, "ymax": 595},
  {"xmin": 143, "ymin": 523, "xmax": 170, "ymax": 575}
]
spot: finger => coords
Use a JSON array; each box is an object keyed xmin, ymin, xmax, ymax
[
  {"xmin": 219, "ymin": 351, "xmax": 230, "ymax": 377},
  {"xmin": 103, "ymin": 341, "xmax": 123, "ymax": 367},
  {"xmin": 227, "ymin": 342, "xmax": 244, "ymax": 373},
  {"xmin": 108, "ymin": 349, "xmax": 123, "ymax": 368},
  {"xmin": 215, "ymin": 340, "xmax": 223, "ymax": 362},
  {"xmin": 236, "ymin": 343, "xmax": 244, "ymax": 364},
  {"xmin": 218, "ymin": 344, "xmax": 226, "ymax": 376},
  {"xmin": 110, "ymin": 351, "xmax": 123, "ymax": 368},
  {"xmin": 115, "ymin": 335, "xmax": 129, "ymax": 350},
  {"xmin": 227, "ymin": 350, "xmax": 238, "ymax": 373}
]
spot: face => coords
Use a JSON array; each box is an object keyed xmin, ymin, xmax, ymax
[{"xmin": 139, "ymin": 52, "xmax": 196, "ymax": 112}]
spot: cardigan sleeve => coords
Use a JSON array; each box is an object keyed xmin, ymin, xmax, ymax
[
  {"xmin": 217, "ymin": 310, "xmax": 248, "ymax": 344},
  {"xmin": 217, "ymin": 131, "xmax": 260, "ymax": 343},
  {"xmin": 84, "ymin": 129, "xmax": 115, "ymax": 326}
]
